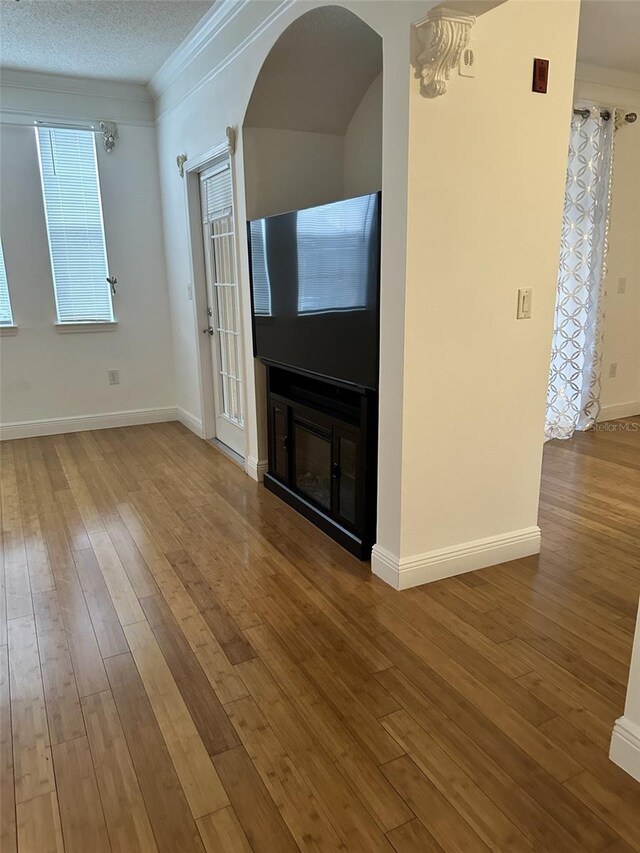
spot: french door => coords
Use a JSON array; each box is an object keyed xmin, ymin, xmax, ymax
[{"xmin": 200, "ymin": 160, "xmax": 245, "ymax": 456}]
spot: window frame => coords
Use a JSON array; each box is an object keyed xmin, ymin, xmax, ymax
[
  {"xmin": 0, "ymin": 237, "xmax": 16, "ymax": 331},
  {"xmin": 35, "ymin": 125, "xmax": 116, "ymax": 329}
]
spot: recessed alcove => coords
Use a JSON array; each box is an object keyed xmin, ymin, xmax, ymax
[
  {"xmin": 242, "ymin": 6, "xmax": 383, "ymax": 555},
  {"xmin": 242, "ymin": 5, "xmax": 382, "ymax": 220}
]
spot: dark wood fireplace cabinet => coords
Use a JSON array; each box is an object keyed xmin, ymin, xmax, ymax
[{"xmin": 264, "ymin": 364, "xmax": 377, "ymax": 559}]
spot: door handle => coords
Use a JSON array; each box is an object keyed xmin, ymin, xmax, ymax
[{"xmin": 202, "ymin": 326, "xmax": 214, "ymax": 336}]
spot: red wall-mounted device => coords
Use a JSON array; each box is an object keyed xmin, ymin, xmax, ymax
[{"xmin": 532, "ymin": 58, "xmax": 549, "ymax": 93}]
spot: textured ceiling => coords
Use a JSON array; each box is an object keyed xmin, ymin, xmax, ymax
[
  {"xmin": 577, "ymin": 0, "xmax": 640, "ymax": 74},
  {"xmin": 0, "ymin": 0, "xmax": 213, "ymax": 83},
  {"xmin": 244, "ymin": 6, "xmax": 382, "ymax": 135}
]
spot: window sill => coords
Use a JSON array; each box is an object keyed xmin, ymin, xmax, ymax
[
  {"xmin": 55, "ymin": 322, "xmax": 118, "ymax": 334},
  {"xmin": 0, "ymin": 325, "xmax": 18, "ymax": 336}
]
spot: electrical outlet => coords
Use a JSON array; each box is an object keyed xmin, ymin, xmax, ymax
[
  {"xmin": 617, "ymin": 277, "xmax": 627, "ymax": 294},
  {"xmin": 187, "ymin": 282, "xmax": 193, "ymax": 301},
  {"xmin": 609, "ymin": 363, "xmax": 618, "ymax": 379},
  {"xmin": 108, "ymin": 369, "xmax": 120, "ymax": 385}
]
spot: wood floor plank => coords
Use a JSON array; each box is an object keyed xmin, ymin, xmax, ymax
[
  {"xmin": 123, "ymin": 620, "xmax": 229, "ymax": 819},
  {"xmin": 27, "ymin": 473, "xmax": 109, "ymax": 699},
  {"xmin": 166, "ymin": 549, "xmax": 256, "ymax": 664},
  {"xmin": 0, "ymin": 644, "xmax": 17, "ymax": 853},
  {"xmin": 196, "ymin": 807, "xmax": 252, "ymax": 853},
  {"xmin": 2, "ymin": 444, "xmax": 33, "ymax": 620},
  {"xmin": 385, "ymin": 818, "xmax": 444, "ymax": 853},
  {"xmin": 381, "ymin": 755, "xmax": 491, "ymax": 853},
  {"xmin": 8, "ymin": 614, "xmax": 55, "ymax": 803},
  {"xmin": 140, "ymin": 593, "xmax": 239, "ymax": 756},
  {"xmin": 212, "ymin": 746, "xmax": 299, "ymax": 853},
  {"xmin": 73, "ymin": 547, "xmax": 129, "ymax": 659},
  {"xmin": 246, "ymin": 622, "xmax": 413, "ymax": 833},
  {"xmin": 33, "ymin": 592, "xmax": 85, "ymax": 745},
  {"xmin": 564, "ymin": 770, "xmax": 640, "ymax": 850},
  {"xmin": 13, "ymin": 442, "xmax": 55, "ymax": 595},
  {"xmin": 52, "ymin": 735, "xmax": 111, "ymax": 853},
  {"xmin": 81, "ymin": 689, "xmax": 158, "ymax": 853},
  {"xmin": 381, "ymin": 708, "xmax": 533, "ymax": 851},
  {"xmin": 89, "ymin": 531, "xmax": 146, "ymax": 626},
  {"xmin": 236, "ymin": 656, "xmax": 396, "ymax": 853},
  {"xmin": 54, "ymin": 489, "xmax": 90, "ymax": 552},
  {"xmin": 226, "ymin": 698, "xmax": 346, "ymax": 850},
  {"xmin": 16, "ymin": 791, "xmax": 64, "ymax": 853},
  {"xmin": 375, "ymin": 654, "xmax": 615, "ymax": 852},
  {"xmin": 105, "ymin": 652, "xmax": 206, "ymax": 853}
]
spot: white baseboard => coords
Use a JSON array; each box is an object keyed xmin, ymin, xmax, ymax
[
  {"xmin": 610, "ymin": 717, "xmax": 640, "ymax": 782},
  {"xmin": 176, "ymin": 406, "xmax": 204, "ymax": 438},
  {"xmin": 371, "ymin": 526, "xmax": 541, "ymax": 590},
  {"xmin": 245, "ymin": 455, "xmax": 268, "ymax": 482},
  {"xmin": 0, "ymin": 406, "xmax": 177, "ymax": 441},
  {"xmin": 598, "ymin": 401, "xmax": 640, "ymax": 422}
]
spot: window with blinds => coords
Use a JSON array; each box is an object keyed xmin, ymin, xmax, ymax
[
  {"xmin": 0, "ymin": 239, "xmax": 14, "ymax": 326},
  {"xmin": 36, "ymin": 127, "xmax": 114, "ymax": 324},
  {"xmin": 297, "ymin": 195, "xmax": 376, "ymax": 314},
  {"xmin": 248, "ymin": 219, "xmax": 272, "ymax": 316}
]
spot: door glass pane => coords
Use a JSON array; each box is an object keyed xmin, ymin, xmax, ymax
[
  {"xmin": 295, "ymin": 425, "xmax": 331, "ymax": 510},
  {"xmin": 338, "ymin": 435, "xmax": 357, "ymax": 524},
  {"xmin": 201, "ymin": 163, "xmax": 244, "ymax": 432}
]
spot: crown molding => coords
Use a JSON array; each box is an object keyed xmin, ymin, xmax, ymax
[
  {"xmin": 154, "ymin": 0, "xmax": 296, "ymax": 122},
  {"xmin": 0, "ymin": 107, "xmax": 153, "ymax": 129},
  {"xmin": 0, "ymin": 68, "xmax": 152, "ymax": 103},
  {"xmin": 575, "ymin": 62, "xmax": 640, "ymax": 94},
  {"xmin": 0, "ymin": 68, "xmax": 155, "ymax": 126},
  {"xmin": 149, "ymin": 0, "xmax": 250, "ymax": 98}
]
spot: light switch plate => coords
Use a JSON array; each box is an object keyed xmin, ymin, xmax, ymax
[
  {"xmin": 618, "ymin": 277, "xmax": 627, "ymax": 294},
  {"xmin": 517, "ymin": 288, "xmax": 532, "ymax": 319}
]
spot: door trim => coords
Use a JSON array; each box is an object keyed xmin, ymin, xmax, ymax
[{"xmin": 182, "ymin": 136, "xmax": 247, "ymax": 451}]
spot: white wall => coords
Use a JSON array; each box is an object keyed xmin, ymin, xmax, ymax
[
  {"xmin": 611, "ymin": 600, "xmax": 640, "ymax": 782},
  {"xmin": 0, "ymin": 75, "xmax": 175, "ymax": 435},
  {"xmin": 243, "ymin": 75, "xmax": 382, "ymax": 222},
  {"xmin": 574, "ymin": 64, "xmax": 640, "ymax": 421},
  {"xmin": 344, "ymin": 72, "xmax": 383, "ymax": 196},
  {"xmin": 375, "ymin": 0, "xmax": 581, "ymax": 585},
  {"xmin": 152, "ymin": 0, "xmax": 418, "ymax": 488},
  {"xmin": 243, "ymin": 128, "xmax": 345, "ymax": 220}
]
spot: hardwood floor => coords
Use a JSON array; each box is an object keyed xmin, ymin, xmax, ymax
[{"xmin": 1, "ymin": 419, "xmax": 639, "ymax": 852}]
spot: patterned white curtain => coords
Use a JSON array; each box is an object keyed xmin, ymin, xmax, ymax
[{"xmin": 545, "ymin": 108, "xmax": 615, "ymax": 441}]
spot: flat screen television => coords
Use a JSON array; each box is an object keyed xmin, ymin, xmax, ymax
[{"xmin": 247, "ymin": 192, "xmax": 380, "ymax": 390}]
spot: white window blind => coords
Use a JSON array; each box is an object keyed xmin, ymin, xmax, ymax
[
  {"xmin": 297, "ymin": 195, "xmax": 375, "ymax": 314},
  {"xmin": 249, "ymin": 219, "xmax": 272, "ymax": 316},
  {"xmin": 201, "ymin": 161, "xmax": 233, "ymax": 220},
  {"xmin": 0, "ymin": 239, "xmax": 14, "ymax": 326},
  {"xmin": 36, "ymin": 127, "xmax": 114, "ymax": 324}
]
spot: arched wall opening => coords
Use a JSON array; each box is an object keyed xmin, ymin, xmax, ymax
[
  {"xmin": 243, "ymin": 5, "xmax": 383, "ymax": 219},
  {"xmin": 240, "ymin": 5, "xmax": 384, "ymax": 515}
]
